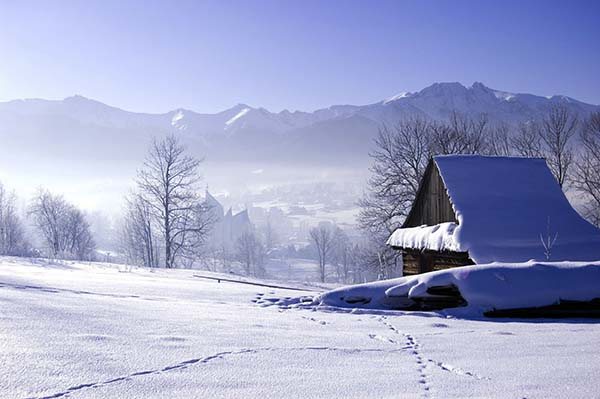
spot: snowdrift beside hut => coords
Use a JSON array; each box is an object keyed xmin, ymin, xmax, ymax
[{"xmin": 317, "ymin": 261, "xmax": 600, "ymax": 317}]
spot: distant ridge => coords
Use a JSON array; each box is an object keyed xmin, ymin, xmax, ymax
[{"xmin": 1, "ymin": 82, "xmax": 598, "ymax": 166}]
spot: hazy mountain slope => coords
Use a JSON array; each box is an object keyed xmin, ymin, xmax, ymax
[
  {"xmin": 2, "ymin": 82, "xmax": 598, "ymax": 168},
  {"xmin": 1, "ymin": 81, "xmax": 598, "ymax": 213}
]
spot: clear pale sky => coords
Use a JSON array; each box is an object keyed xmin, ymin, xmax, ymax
[{"xmin": 1, "ymin": 0, "xmax": 599, "ymax": 113}]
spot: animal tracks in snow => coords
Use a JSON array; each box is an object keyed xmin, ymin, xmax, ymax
[
  {"xmin": 376, "ymin": 316, "xmax": 490, "ymax": 398},
  {"xmin": 302, "ymin": 315, "xmax": 328, "ymax": 325},
  {"xmin": 28, "ymin": 349, "xmax": 257, "ymax": 399},
  {"xmin": 28, "ymin": 347, "xmax": 406, "ymax": 399},
  {"xmin": 426, "ymin": 360, "xmax": 489, "ymax": 381},
  {"xmin": 378, "ymin": 316, "xmax": 433, "ymax": 398}
]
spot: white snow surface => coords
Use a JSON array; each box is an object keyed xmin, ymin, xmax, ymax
[
  {"xmin": 225, "ymin": 107, "xmax": 250, "ymax": 126},
  {"xmin": 383, "ymin": 92, "xmax": 412, "ymax": 104},
  {"xmin": 394, "ymin": 155, "xmax": 600, "ymax": 264},
  {"xmin": 2, "ymin": 257, "xmax": 600, "ymax": 398},
  {"xmin": 318, "ymin": 261, "xmax": 600, "ymax": 314},
  {"xmin": 387, "ymin": 222, "xmax": 460, "ymax": 252}
]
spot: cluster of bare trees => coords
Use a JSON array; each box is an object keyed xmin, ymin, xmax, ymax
[
  {"xmin": 357, "ymin": 107, "xmax": 600, "ymax": 280},
  {"xmin": 0, "ymin": 182, "xmax": 29, "ymax": 256},
  {"xmin": 308, "ymin": 221, "xmax": 401, "ymax": 283},
  {"xmin": 121, "ymin": 135, "xmax": 214, "ymax": 268},
  {"xmin": 29, "ymin": 189, "xmax": 96, "ymax": 260},
  {"xmin": 489, "ymin": 105, "xmax": 579, "ymax": 188},
  {"xmin": 0, "ymin": 180, "xmax": 96, "ymax": 260},
  {"xmin": 359, "ymin": 106, "xmax": 599, "ymax": 238}
]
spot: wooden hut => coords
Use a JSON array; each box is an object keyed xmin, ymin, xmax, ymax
[{"xmin": 387, "ymin": 155, "xmax": 600, "ymax": 275}]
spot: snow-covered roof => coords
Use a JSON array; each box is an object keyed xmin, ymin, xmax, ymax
[
  {"xmin": 387, "ymin": 222, "xmax": 460, "ymax": 253},
  {"xmin": 388, "ymin": 155, "xmax": 600, "ymax": 263}
]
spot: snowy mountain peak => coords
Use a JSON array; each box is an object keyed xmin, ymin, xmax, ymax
[
  {"xmin": 63, "ymin": 94, "xmax": 92, "ymax": 103},
  {"xmin": 416, "ymin": 82, "xmax": 469, "ymax": 97},
  {"xmin": 470, "ymin": 82, "xmax": 516, "ymax": 101},
  {"xmin": 383, "ymin": 92, "xmax": 412, "ymax": 104}
]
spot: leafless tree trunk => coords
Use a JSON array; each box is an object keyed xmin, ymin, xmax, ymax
[
  {"xmin": 309, "ymin": 223, "xmax": 335, "ymax": 283},
  {"xmin": 136, "ymin": 135, "xmax": 213, "ymax": 268},
  {"xmin": 538, "ymin": 104, "xmax": 579, "ymax": 188}
]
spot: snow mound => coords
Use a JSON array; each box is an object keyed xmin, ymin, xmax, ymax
[{"xmin": 317, "ymin": 261, "xmax": 600, "ymax": 317}]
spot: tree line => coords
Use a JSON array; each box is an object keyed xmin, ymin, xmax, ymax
[{"xmin": 0, "ymin": 182, "xmax": 96, "ymax": 260}]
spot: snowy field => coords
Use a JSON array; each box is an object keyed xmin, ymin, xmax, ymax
[{"xmin": 2, "ymin": 257, "xmax": 600, "ymax": 398}]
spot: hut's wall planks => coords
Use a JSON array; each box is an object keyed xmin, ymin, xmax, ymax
[{"xmin": 404, "ymin": 162, "xmax": 457, "ymax": 228}]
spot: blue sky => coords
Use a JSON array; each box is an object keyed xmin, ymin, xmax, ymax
[{"xmin": 1, "ymin": 0, "xmax": 599, "ymax": 113}]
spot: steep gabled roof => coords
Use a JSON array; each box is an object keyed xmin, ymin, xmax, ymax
[
  {"xmin": 388, "ymin": 155, "xmax": 600, "ymax": 263},
  {"xmin": 205, "ymin": 190, "xmax": 224, "ymax": 217}
]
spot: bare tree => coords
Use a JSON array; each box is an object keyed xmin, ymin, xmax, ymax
[
  {"xmin": 359, "ymin": 113, "xmax": 491, "ymax": 235},
  {"xmin": 309, "ymin": 223, "xmax": 335, "ymax": 283},
  {"xmin": 511, "ymin": 121, "xmax": 543, "ymax": 158},
  {"xmin": 65, "ymin": 208, "xmax": 95, "ymax": 260},
  {"xmin": 29, "ymin": 189, "xmax": 69, "ymax": 257},
  {"xmin": 573, "ymin": 112, "xmax": 600, "ymax": 225},
  {"xmin": 136, "ymin": 135, "xmax": 212, "ymax": 268},
  {"xmin": 331, "ymin": 227, "xmax": 350, "ymax": 283},
  {"xmin": 0, "ymin": 182, "xmax": 28, "ymax": 256},
  {"xmin": 358, "ymin": 118, "xmax": 432, "ymax": 234},
  {"xmin": 121, "ymin": 193, "xmax": 159, "ymax": 267},
  {"xmin": 29, "ymin": 188, "xmax": 95, "ymax": 260},
  {"xmin": 235, "ymin": 230, "xmax": 265, "ymax": 276},
  {"xmin": 538, "ymin": 105, "xmax": 579, "ymax": 188}
]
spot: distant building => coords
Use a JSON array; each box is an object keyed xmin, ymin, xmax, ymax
[
  {"xmin": 387, "ymin": 155, "xmax": 600, "ymax": 275},
  {"xmin": 205, "ymin": 191, "xmax": 252, "ymax": 250}
]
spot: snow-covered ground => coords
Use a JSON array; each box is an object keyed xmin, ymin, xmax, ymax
[{"xmin": 2, "ymin": 257, "xmax": 600, "ymax": 398}]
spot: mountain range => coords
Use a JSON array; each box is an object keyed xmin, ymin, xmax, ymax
[{"xmin": 1, "ymin": 82, "xmax": 598, "ymax": 167}]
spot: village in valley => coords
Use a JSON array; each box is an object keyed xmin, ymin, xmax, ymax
[{"xmin": 1, "ymin": 1, "xmax": 600, "ymax": 398}]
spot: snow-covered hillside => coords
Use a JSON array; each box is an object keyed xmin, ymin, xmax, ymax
[{"xmin": 2, "ymin": 257, "xmax": 600, "ymax": 398}]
